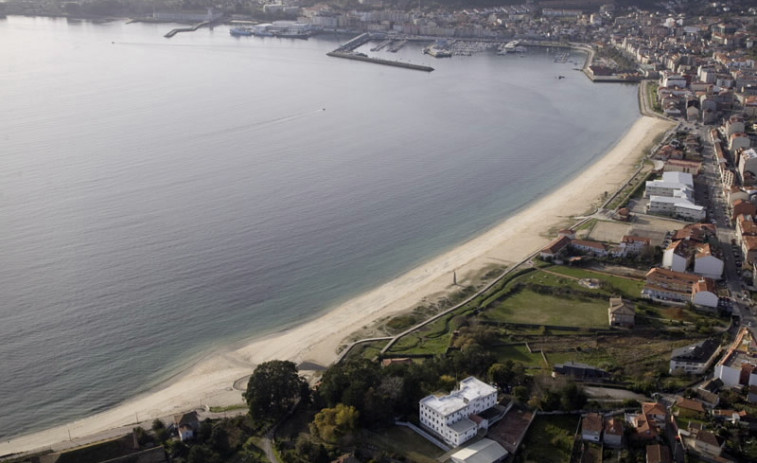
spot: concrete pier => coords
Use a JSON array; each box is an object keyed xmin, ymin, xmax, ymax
[
  {"xmin": 164, "ymin": 21, "xmax": 210, "ymax": 38},
  {"xmin": 327, "ymin": 51, "xmax": 433, "ymax": 72}
]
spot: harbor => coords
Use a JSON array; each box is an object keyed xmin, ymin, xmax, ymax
[{"xmin": 327, "ymin": 33, "xmax": 434, "ymax": 72}]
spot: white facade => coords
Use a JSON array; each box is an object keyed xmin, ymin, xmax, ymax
[
  {"xmin": 694, "ymin": 255, "xmax": 724, "ymax": 280},
  {"xmin": 661, "ymin": 72, "xmax": 687, "ymax": 88},
  {"xmin": 419, "ymin": 377, "xmax": 497, "ymax": 448},
  {"xmin": 648, "ymin": 195, "xmax": 706, "ymax": 221},
  {"xmin": 692, "ymin": 289, "xmax": 718, "ymax": 308},
  {"xmin": 739, "ymin": 148, "xmax": 757, "ymax": 180},
  {"xmin": 662, "ymin": 248, "xmax": 688, "ymax": 272},
  {"xmin": 645, "ymin": 172, "xmax": 695, "ymax": 198}
]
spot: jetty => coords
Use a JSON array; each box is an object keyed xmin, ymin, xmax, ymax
[
  {"xmin": 164, "ymin": 21, "xmax": 210, "ymax": 38},
  {"xmin": 327, "ymin": 51, "xmax": 433, "ymax": 72},
  {"xmin": 327, "ymin": 33, "xmax": 433, "ymax": 72}
]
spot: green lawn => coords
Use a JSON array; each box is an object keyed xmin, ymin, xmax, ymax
[
  {"xmin": 362, "ymin": 426, "xmax": 444, "ymax": 463},
  {"xmin": 520, "ymin": 415, "xmax": 579, "ymax": 463},
  {"xmin": 483, "ymin": 289, "xmax": 608, "ymax": 328},
  {"xmin": 543, "ymin": 266, "xmax": 644, "ymax": 300},
  {"xmin": 491, "ymin": 344, "xmax": 547, "ymax": 368}
]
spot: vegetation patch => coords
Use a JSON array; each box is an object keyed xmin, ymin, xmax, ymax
[
  {"xmin": 362, "ymin": 427, "xmax": 444, "ymax": 463},
  {"xmin": 483, "ymin": 289, "xmax": 609, "ymax": 328},
  {"xmin": 519, "ymin": 414, "xmax": 579, "ymax": 463}
]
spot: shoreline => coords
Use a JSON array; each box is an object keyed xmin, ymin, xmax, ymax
[{"xmin": 0, "ymin": 114, "xmax": 674, "ymax": 458}]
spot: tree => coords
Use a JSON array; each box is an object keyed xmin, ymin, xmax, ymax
[
  {"xmin": 244, "ymin": 360, "xmax": 308, "ymax": 423},
  {"xmin": 310, "ymin": 403, "xmax": 359, "ymax": 444}
]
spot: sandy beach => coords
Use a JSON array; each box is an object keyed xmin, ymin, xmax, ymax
[{"xmin": 0, "ymin": 115, "xmax": 673, "ymax": 457}]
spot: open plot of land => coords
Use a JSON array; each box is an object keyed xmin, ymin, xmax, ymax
[
  {"xmin": 586, "ymin": 220, "xmax": 630, "ymax": 244},
  {"xmin": 519, "ymin": 415, "xmax": 579, "ymax": 463},
  {"xmin": 487, "ymin": 406, "xmax": 534, "ymax": 454},
  {"xmin": 483, "ymin": 290, "xmax": 608, "ymax": 328},
  {"xmin": 490, "ymin": 344, "xmax": 546, "ymax": 368},
  {"xmin": 628, "ymin": 215, "xmax": 686, "ymax": 246},
  {"xmin": 531, "ymin": 334, "xmax": 694, "ymax": 377},
  {"xmin": 542, "ymin": 267, "xmax": 644, "ymax": 300},
  {"xmin": 363, "ymin": 426, "xmax": 444, "ymax": 463}
]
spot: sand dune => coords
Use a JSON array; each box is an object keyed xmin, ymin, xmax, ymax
[{"xmin": 0, "ymin": 115, "xmax": 674, "ymax": 457}]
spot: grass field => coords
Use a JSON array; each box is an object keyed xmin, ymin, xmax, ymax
[
  {"xmin": 542, "ymin": 267, "xmax": 644, "ymax": 300},
  {"xmin": 491, "ymin": 344, "xmax": 546, "ymax": 368},
  {"xmin": 520, "ymin": 415, "xmax": 579, "ymax": 463},
  {"xmin": 362, "ymin": 426, "xmax": 444, "ymax": 463},
  {"xmin": 483, "ymin": 289, "xmax": 608, "ymax": 328}
]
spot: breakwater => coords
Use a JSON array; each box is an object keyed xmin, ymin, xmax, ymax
[
  {"xmin": 327, "ymin": 33, "xmax": 433, "ymax": 72},
  {"xmin": 326, "ymin": 51, "xmax": 434, "ymax": 72},
  {"xmin": 164, "ymin": 21, "xmax": 210, "ymax": 38}
]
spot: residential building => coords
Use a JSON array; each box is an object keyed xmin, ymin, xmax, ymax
[
  {"xmin": 693, "ymin": 244, "xmax": 723, "ymax": 279},
  {"xmin": 644, "ymin": 172, "xmax": 695, "ymax": 197},
  {"xmin": 627, "ymin": 402, "xmax": 667, "ymax": 440},
  {"xmin": 664, "ymin": 159, "xmax": 701, "ymax": 175},
  {"xmin": 603, "ymin": 418, "xmax": 623, "ymax": 448},
  {"xmin": 715, "ymin": 327, "xmax": 757, "ymax": 387},
  {"xmin": 174, "ymin": 411, "xmax": 199, "ymax": 442},
  {"xmin": 729, "ymin": 132, "xmax": 750, "ymax": 152},
  {"xmin": 675, "ymin": 397, "xmax": 707, "ymax": 418},
  {"xmin": 738, "ymin": 147, "xmax": 757, "ymax": 181},
  {"xmin": 608, "ymin": 297, "xmax": 635, "ymax": 327},
  {"xmin": 647, "ymin": 195, "xmax": 705, "ymax": 221},
  {"xmin": 582, "ymin": 413, "xmax": 603, "ymax": 442},
  {"xmin": 570, "ymin": 239, "xmax": 608, "ymax": 256},
  {"xmin": 540, "ymin": 236, "xmax": 570, "ymax": 260},
  {"xmin": 732, "ymin": 199, "xmax": 757, "ymax": 222},
  {"xmin": 642, "ymin": 268, "xmax": 717, "ymax": 308},
  {"xmin": 691, "ymin": 279, "xmax": 719, "ymax": 308},
  {"xmin": 691, "ymin": 429, "xmax": 723, "ymax": 457},
  {"xmin": 419, "ymin": 377, "xmax": 498, "ymax": 448},
  {"xmin": 669, "ymin": 338, "xmax": 722, "ymax": 375},
  {"xmin": 619, "ymin": 235, "xmax": 651, "ymax": 256},
  {"xmin": 662, "ymin": 240, "xmax": 689, "ymax": 272}
]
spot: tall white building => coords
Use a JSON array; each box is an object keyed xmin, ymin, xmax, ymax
[
  {"xmin": 645, "ymin": 171, "xmax": 695, "ymax": 198},
  {"xmin": 419, "ymin": 377, "xmax": 498, "ymax": 447}
]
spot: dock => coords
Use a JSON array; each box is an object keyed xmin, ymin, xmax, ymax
[
  {"xmin": 164, "ymin": 21, "xmax": 210, "ymax": 38},
  {"xmin": 327, "ymin": 33, "xmax": 433, "ymax": 72},
  {"xmin": 327, "ymin": 51, "xmax": 433, "ymax": 72}
]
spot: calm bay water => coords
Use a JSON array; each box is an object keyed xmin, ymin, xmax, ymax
[{"xmin": 0, "ymin": 16, "xmax": 639, "ymax": 438}]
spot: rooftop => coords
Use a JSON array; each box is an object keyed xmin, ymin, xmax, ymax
[{"xmin": 671, "ymin": 338, "xmax": 721, "ymax": 363}]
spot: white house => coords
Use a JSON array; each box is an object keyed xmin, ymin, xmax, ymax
[
  {"xmin": 691, "ymin": 279, "xmax": 718, "ymax": 308},
  {"xmin": 419, "ymin": 377, "xmax": 498, "ymax": 448},
  {"xmin": 739, "ymin": 148, "xmax": 757, "ymax": 180},
  {"xmin": 693, "ymin": 244, "xmax": 724, "ymax": 280},
  {"xmin": 662, "ymin": 241, "xmax": 689, "ymax": 272},
  {"xmin": 715, "ymin": 328, "xmax": 757, "ymax": 387},
  {"xmin": 669, "ymin": 338, "xmax": 722, "ymax": 375}
]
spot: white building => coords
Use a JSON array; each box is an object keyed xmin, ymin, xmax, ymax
[
  {"xmin": 669, "ymin": 339, "xmax": 722, "ymax": 375},
  {"xmin": 661, "ymin": 71, "xmax": 687, "ymax": 88},
  {"xmin": 645, "ymin": 172, "xmax": 695, "ymax": 198},
  {"xmin": 662, "ymin": 241, "xmax": 689, "ymax": 272},
  {"xmin": 738, "ymin": 148, "xmax": 757, "ymax": 182},
  {"xmin": 693, "ymin": 244, "xmax": 724, "ymax": 280},
  {"xmin": 419, "ymin": 377, "xmax": 498, "ymax": 448},
  {"xmin": 648, "ymin": 195, "xmax": 706, "ymax": 221},
  {"xmin": 715, "ymin": 328, "xmax": 757, "ymax": 387}
]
